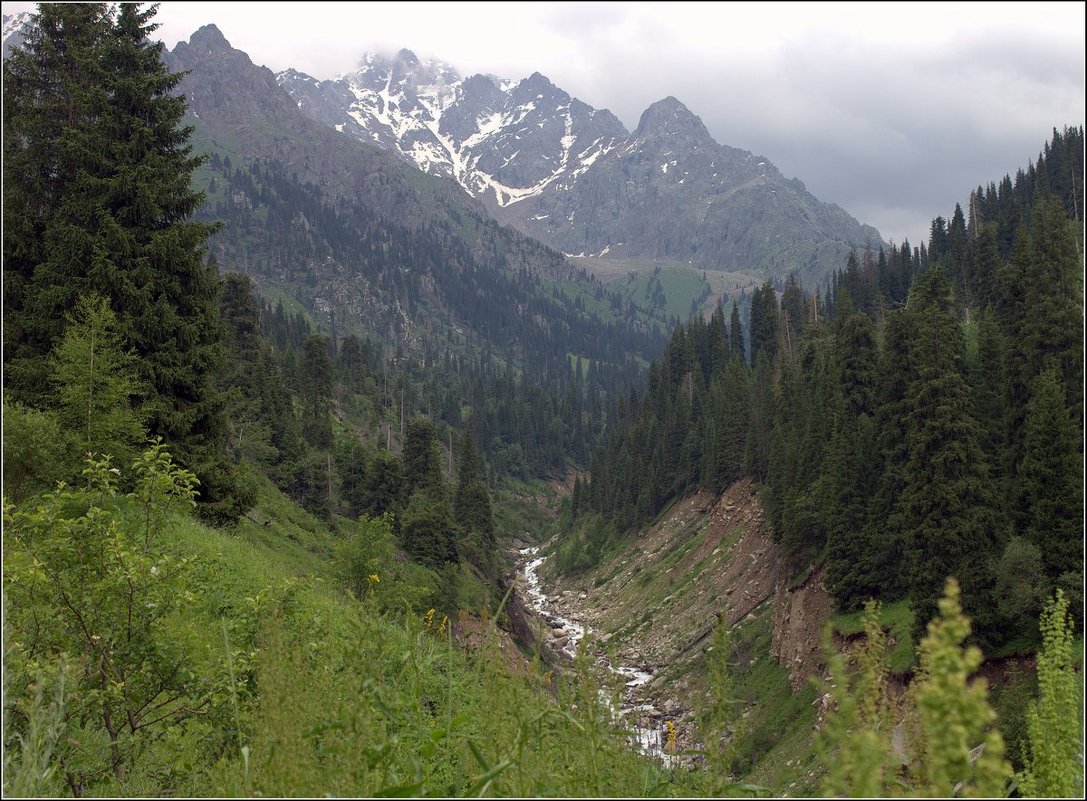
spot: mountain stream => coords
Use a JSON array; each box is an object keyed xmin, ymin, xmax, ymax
[{"xmin": 516, "ymin": 546, "xmax": 679, "ymax": 766}]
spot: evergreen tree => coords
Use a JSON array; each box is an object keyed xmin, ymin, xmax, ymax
[
  {"xmin": 707, "ymin": 354, "xmax": 750, "ymax": 490},
  {"xmin": 745, "ymin": 351, "xmax": 775, "ymax": 480},
  {"xmin": 48, "ymin": 294, "xmax": 146, "ymax": 464},
  {"xmin": 4, "ymin": 3, "xmax": 112, "ymax": 395},
  {"xmin": 400, "ymin": 490, "xmax": 456, "ymax": 571},
  {"xmin": 1016, "ymin": 365, "xmax": 1083, "ymax": 584},
  {"xmin": 452, "ymin": 432, "xmax": 495, "ymax": 576},
  {"xmin": 779, "ymin": 273, "xmax": 807, "ymax": 362},
  {"xmin": 4, "ymin": 4, "xmax": 241, "ymax": 522},
  {"xmin": 836, "ymin": 312, "xmax": 878, "ymax": 417},
  {"xmin": 402, "ymin": 417, "xmax": 444, "ymax": 499},
  {"xmin": 971, "ymin": 222, "xmax": 1001, "ymax": 308},
  {"xmin": 217, "ymin": 273, "xmax": 278, "ymax": 465},
  {"xmin": 824, "ymin": 409, "xmax": 880, "ymax": 607},
  {"xmin": 729, "ymin": 301, "xmax": 745, "ymax": 364},
  {"xmin": 337, "ymin": 334, "xmax": 368, "ymax": 391},
  {"xmin": 748, "ymin": 281, "xmax": 778, "ymax": 366},
  {"xmin": 336, "ymin": 438, "xmax": 370, "ymax": 519},
  {"xmin": 1020, "ymin": 195, "xmax": 1083, "ymax": 424},
  {"xmin": 218, "ymin": 273, "xmax": 264, "ymax": 390},
  {"xmin": 968, "ymin": 309, "xmax": 1008, "ymax": 494},
  {"xmin": 364, "ymin": 450, "xmax": 404, "ymax": 517},
  {"xmin": 255, "ymin": 348, "xmax": 304, "ymax": 484},
  {"xmin": 901, "ymin": 268, "xmax": 1003, "ymax": 644},
  {"xmin": 300, "ymin": 334, "xmax": 333, "ymax": 450},
  {"xmin": 1003, "ymin": 197, "xmax": 1083, "ymax": 478}
]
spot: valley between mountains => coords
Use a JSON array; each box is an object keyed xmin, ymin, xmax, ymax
[
  {"xmin": 506, "ymin": 477, "xmax": 835, "ymax": 793},
  {"xmin": 2, "ymin": 5, "xmax": 1082, "ymax": 798}
]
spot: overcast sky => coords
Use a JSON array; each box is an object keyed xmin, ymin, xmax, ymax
[{"xmin": 4, "ymin": 2, "xmax": 1083, "ymax": 245}]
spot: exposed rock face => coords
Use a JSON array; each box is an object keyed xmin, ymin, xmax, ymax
[
  {"xmin": 770, "ymin": 564, "xmax": 835, "ymax": 690},
  {"xmin": 279, "ymin": 51, "xmax": 885, "ymax": 283},
  {"xmin": 510, "ymin": 475, "xmax": 841, "ymax": 769},
  {"xmin": 166, "ymin": 27, "xmax": 474, "ymax": 223},
  {"xmin": 276, "ymin": 51, "xmax": 629, "ymax": 209}
]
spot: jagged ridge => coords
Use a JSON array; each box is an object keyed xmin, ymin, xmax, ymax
[{"xmin": 277, "ymin": 48, "xmax": 884, "ymax": 282}]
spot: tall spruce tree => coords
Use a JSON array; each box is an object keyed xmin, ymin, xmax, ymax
[
  {"xmin": 745, "ymin": 351, "xmax": 775, "ymax": 480},
  {"xmin": 707, "ymin": 354, "xmax": 750, "ymax": 490},
  {"xmin": 901, "ymin": 268, "xmax": 1004, "ymax": 644},
  {"xmin": 968, "ymin": 309, "xmax": 1008, "ymax": 495},
  {"xmin": 825, "ymin": 312, "xmax": 882, "ymax": 606},
  {"xmin": 4, "ymin": 3, "xmax": 242, "ymax": 522},
  {"xmin": 4, "ymin": 3, "xmax": 112, "ymax": 393},
  {"xmin": 300, "ymin": 334, "xmax": 333, "ymax": 450},
  {"xmin": 729, "ymin": 301, "xmax": 745, "ymax": 364},
  {"xmin": 402, "ymin": 417, "xmax": 444, "ymax": 499},
  {"xmin": 748, "ymin": 281, "xmax": 779, "ymax": 366},
  {"xmin": 1016, "ymin": 365, "xmax": 1083, "ymax": 586}
]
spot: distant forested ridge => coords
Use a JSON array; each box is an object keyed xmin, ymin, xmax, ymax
[{"xmin": 192, "ymin": 153, "xmax": 658, "ymax": 478}]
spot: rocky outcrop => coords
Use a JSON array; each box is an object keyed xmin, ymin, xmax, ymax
[{"xmin": 770, "ymin": 564, "xmax": 835, "ymax": 690}]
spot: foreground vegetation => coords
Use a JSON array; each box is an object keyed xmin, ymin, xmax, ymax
[
  {"xmin": 5, "ymin": 449, "xmax": 1081, "ymax": 797},
  {"xmin": 3, "ymin": 444, "xmax": 706, "ymax": 797}
]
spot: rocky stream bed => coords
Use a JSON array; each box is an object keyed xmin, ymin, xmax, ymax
[{"xmin": 514, "ymin": 545, "xmax": 683, "ymax": 765}]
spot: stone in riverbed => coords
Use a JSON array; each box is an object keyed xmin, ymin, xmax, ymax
[{"xmin": 552, "ymin": 628, "xmax": 566, "ymax": 638}]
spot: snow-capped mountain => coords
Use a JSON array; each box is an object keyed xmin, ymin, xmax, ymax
[
  {"xmin": 277, "ymin": 49, "xmax": 628, "ymax": 210},
  {"xmin": 278, "ymin": 49, "xmax": 884, "ymax": 279},
  {"xmin": 2, "ymin": 12, "xmax": 30, "ymax": 59}
]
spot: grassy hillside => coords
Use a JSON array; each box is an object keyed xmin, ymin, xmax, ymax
[{"xmin": 3, "ymin": 445, "xmax": 713, "ymax": 797}]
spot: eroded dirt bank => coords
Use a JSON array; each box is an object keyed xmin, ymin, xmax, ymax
[{"xmin": 510, "ymin": 477, "xmax": 834, "ymax": 757}]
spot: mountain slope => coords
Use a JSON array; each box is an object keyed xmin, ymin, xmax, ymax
[
  {"xmin": 164, "ymin": 25, "xmax": 667, "ymax": 376},
  {"xmin": 278, "ymin": 49, "xmax": 884, "ymax": 284}
]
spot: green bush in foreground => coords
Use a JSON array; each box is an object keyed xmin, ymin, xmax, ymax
[
  {"xmin": 821, "ymin": 578, "xmax": 1012, "ymax": 797},
  {"xmin": 3, "ymin": 442, "xmax": 221, "ymax": 794},
  {"xmin": 1018, "ymin": 590, "xmax": 1083, "ymax": 797}
]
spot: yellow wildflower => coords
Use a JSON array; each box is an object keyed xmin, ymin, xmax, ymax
[{"xmin": 666, "ymin": 720, "xmax": 677, "ymax": 754}]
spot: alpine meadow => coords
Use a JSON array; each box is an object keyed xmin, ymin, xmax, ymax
[{"xmin": 2, "ymin": 3, "xmax": 1083, "ymax": 798}]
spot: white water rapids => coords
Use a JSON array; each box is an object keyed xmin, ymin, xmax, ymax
[{"xmin": 517, "ymin": 546, "xmax": 679, "ymax": 765}]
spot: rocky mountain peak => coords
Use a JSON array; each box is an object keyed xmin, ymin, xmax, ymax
[
  {"xmin": 634, "ymin": 96, "xmax": 711, "ymax": 142},
  {"xmin": 522, "ymin": 71, "xmax": 556, "ymax": 92},
  {"xmin": 186, "ymin": 24, "xmax": 233, "ymax": 56},
  {"xmin": 2, "ymin": 11, "xmax": 31, "ymax": 59}
]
